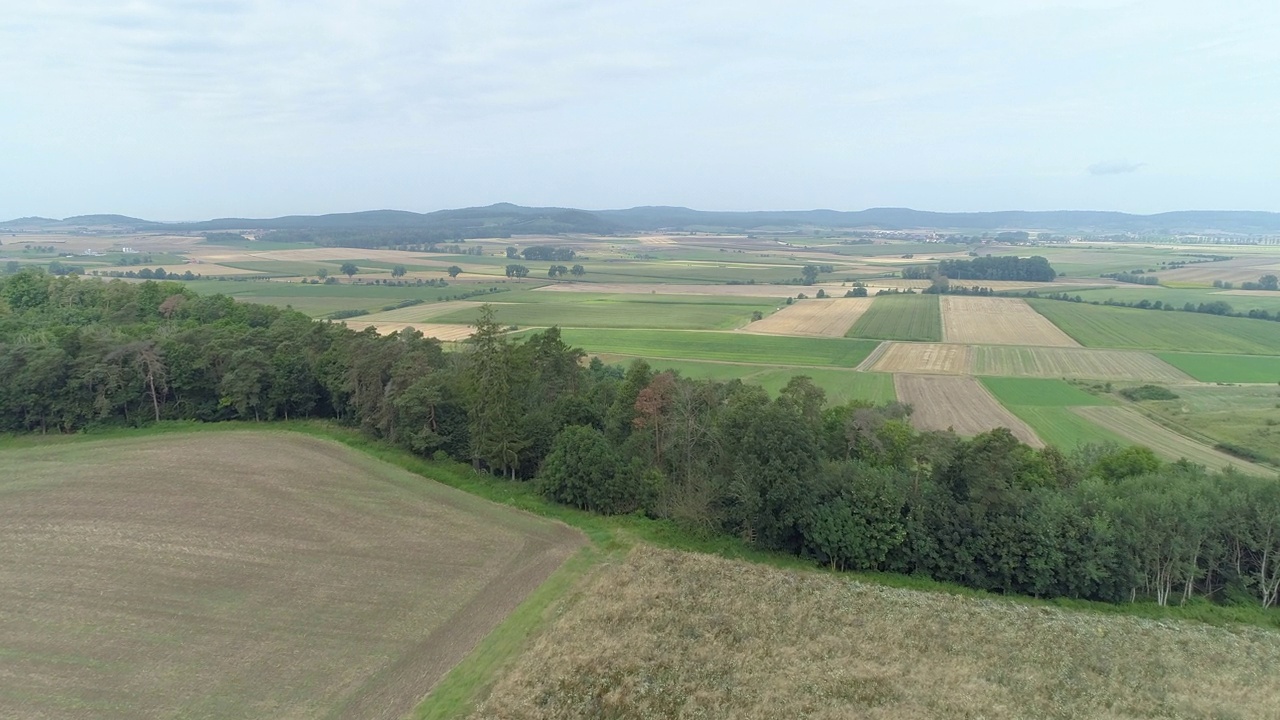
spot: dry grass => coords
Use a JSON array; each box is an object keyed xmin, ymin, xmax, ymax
[
  {"xmin": 940, "ymin": 296, "xmax": 1080, "ymax": 347},
  {"xmin": 0, "ymin": 432, "xmax": 582, "ymax": 719},
  {"xmin": 471, "ymin": 546, "xmax": 1280, "ymax": 719},
  {"xmin": 744, "ymin": 298, "xmax": 876, "ymax": 337},
  {"xmin": 357, "ymin": 300, "xmax": 484, "ymax": 323},
  {"xmin": 1071, "ymin": 407, "xmax": 1276, "ymax": 475},
  {"xmin": 895, "ymin": 374, "xmax": 1043, "ymax": 446},
  {"xmin": 867, "ymin": 342, "xmax": 972, "ymax": 374},
  {"xmin": 532, "ymin": 283, "xmax": 827, "ymax": 298}
]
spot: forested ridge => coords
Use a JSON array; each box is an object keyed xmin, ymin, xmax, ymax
[{"xmin": 3, "ymin": 270, "xmax": 1280, "ymax": 610}]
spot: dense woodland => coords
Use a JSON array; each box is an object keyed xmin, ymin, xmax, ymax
[
  {"xmin": 903, "ymin": 255, "xmax": 1058, "ymax": 282},
  {"xmin": 2, "ymin": 270, "xmax": 1280, "ymax": 609}
]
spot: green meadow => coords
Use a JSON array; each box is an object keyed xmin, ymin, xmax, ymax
[
  {"xmin": 846, "ymin": 293, "xmax": 941, "ymax": 342},
  {"xmin": 1027, "ymin": 299, "xmax": 1280, "ymax": 354}
]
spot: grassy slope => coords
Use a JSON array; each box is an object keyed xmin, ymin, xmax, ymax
[
  {"xmin": 467, "ymin": 546, "xmax": 1280, "ymax": 720},
  {"xmin": 846, "ymin": 293, "xmax": 942, "ymax": 342},
  {"xmin": 1156, "ymin": 352, "xmax": 1280, "ymax": 383},
  {"xmin": 1137, "ymin": 384, "xmax": 1280, "ymax": 465},
  {"xmin": 1028, "ymin": 298, "xmax": 1280, "ymax": 354},
  {"xmin": 552, "ymin": 329, "xmax": 881, "ymax": 367}
]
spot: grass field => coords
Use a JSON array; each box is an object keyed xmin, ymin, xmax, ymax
[
  {"xmin": 0, "ymin": 431, "xmax": 583, "ymax": 719},
  {"xmin": 980, "ymin": 377, "xmax": 1111, "ymax": 407},
  {"xmin": 468, "ymin": 546, "xmax": 1280, "ymax": 720},
  {"xmin": 431, "ymin": 298, "xmax": 774, "ymax": 330},
  {"xmin": 1028, "ymin": 298, "xmax": 1280, "ymax": 354},
  {"xmin": 178, "ymin": 280, "xmax": 514, "ymax": 317},
  {"xmin": 552, "ymin": 329, "xmax": 882, "ymax": 367},
  {"xmin": 1069, "ymin": 285, "xmax": 1280, "ymax": 316},
  {"xmin": 635, "ymin": 358, "xmax": 896, "ymax": 405},
  {"xmin": 979, "ymin": 378, "xmax": 1124, "ymax": 450},
  {"xmin": 1156, "ymin": 352, "xmax": 1280, "ymax": 383},
  {"xmin": 846, "ymin": 293, "xmax": 942, "ymax": 342},
  {"xmin": 1138, "ymin": 384, "xmax": 1280, "ymax": 466}
]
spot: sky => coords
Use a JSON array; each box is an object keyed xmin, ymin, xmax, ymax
[{"xmin": 2, "ymin": 1, "xmax": 1278, "ymax": 220}]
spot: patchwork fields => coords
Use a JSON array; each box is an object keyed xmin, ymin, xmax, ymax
[
  {"xmin": 894, "ymin": 374, "xmax": 1043, "ymax": 446},
  {"xmin": 549, "ymin": 329, "xmax": 882, "ymax": 367},
  {"xmin": 1028, "ymin": 299, "xmax": 1280, "ymax": 355},
  {"xmin": 744, "ymin": 297, "xmax": 875, "ymax": 337},
  {"xmin": 1071, "ymin": 407, "xmax": 1275, "ymax": 475}
]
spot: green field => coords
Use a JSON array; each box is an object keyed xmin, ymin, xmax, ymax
[
  {"xmin": 551, "ymin": 329, "xmax": 881, "ymax": 367},
  {"xmin": 1028, "ymin": 298, "xmax": 1280, "ymax": 354},
  {"xmin": 179, "ymin": 280, "xmax": 511, "ymax": 317},
  {"xmin": 434, "ymin": 298, "xmax": 775, "ymax": 330},
  {"xmin": 640, "ymin": 359, "xmax": 895, "ymax": 405},
  {"xmin": 1138, "ymin": 384, "xmax": 1280, "ymax": 466},
  {"xmin": 979, "ymin": 378, "xmax": 1123, "ymax": 450},
  {"xmin": 846, "ymin": 293, "xmax": 941, "ymax": 342},
  {"xmin": 980, "ymin": 377, "xmax": 1111, "ymax": 407},
  {"xmin": 1156, "ymin": 352, "xmax": 1280, "ymax": 383},
  {"xmin": 1067, "ymin": 286, "xmax": 1280, "ymax": 316}
]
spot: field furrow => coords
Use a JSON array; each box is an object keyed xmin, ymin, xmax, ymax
[
  {"xmin": 940, "ymin": 296, "xmax": 1080, "ymax": 346},
  {"xmin": 895, "ymin": 374, "xmax": 1043, "ymax": 446},
  {"xmin": 1070, "ymin": 407, "xmax": 1276, "ymax": 475}
]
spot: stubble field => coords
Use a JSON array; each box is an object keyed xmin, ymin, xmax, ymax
[
  {"xmin": 469, "ymin": 546, "xmax": 1280, "ymax": 720},
  {"xmin": 0, "ymin": 432, "xmax": 583, "ymax": 720},
  {"xmin": 743, "ymin": 297, "xmax": 876, "ymax": 337},
  {"xmin": 939, "ymin": 296, "xmax": 1080, "ymax": 346},
  {"xmin": 866, "ymin": 342, "xmax": 971, "ymax": 374}
]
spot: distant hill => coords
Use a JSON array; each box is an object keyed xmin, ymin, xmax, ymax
[{"xmin": 5, "ymin": 204, "xmax": 1280, "ymax": 235}]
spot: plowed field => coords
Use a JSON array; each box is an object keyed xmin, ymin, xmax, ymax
[
  {"xmin": 866, "ymin": 342, "xmax": 972, "ymax": 374},
  {"xmin": 744, "ymin": 298, "xmax": 875, "ymax": 337},
  {"xmin": 940, "ymin": 296, "xmax": 1079, "ymax": 347},
  {"xmin": 894, "ymin": 374, "xmax": 1043, "ymax": 446},
  {"xmin": 1071, "ymin": 407, "xmax": 1276, "ymax": 475},
  {"xmin": 0, "ymin": 432, "xmax": 584, "ymax": 719}
]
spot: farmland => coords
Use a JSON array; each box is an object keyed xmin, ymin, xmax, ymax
[
  {"xmin": 969, "ymin": 346, "xmax": 1192, "ymax": 382},
  {"xmin": 846, "ymin": 293, "xmax": 942, "ymax": 342},
  {"xmin": 894, "ymin": 374, "xmax": 1042, "ymax": 446},
  {"xmin": 744, "ymin": 297, "xmax": 875, "ymax": 337},
  {"xmin": 980, "ymin": 378, "xmax": 1125, "ymax": 449},
  {"xmin": 0, "ymin": 431, "xmax": 583, "ymax": 719},
  {"xmin": 1027, "ymin": 298, "xmax": 1280, "ymax": 355},
  {"xmin": 939, "ymin": 296, "xmax": 1079, "ymax": 347},
  {"xmin": 469, "ymin": 546, "xmax": 1280, "ymax": 720},
  {"xmin": 548, "ymin": 329, "xmax": 882, "ymax": 367},
  {"xmin": 866, "ymin": 342, "xmax": 971, "ymax": 374},
  {"xmin": 430, "ymin": 297, "xmax": 774, "ymax": 330},
  {"xmin": 1156, "ymin": 352, "xmax": 1280, "ymax": 383},
  {"xmin": 1071, "ymin": 407, "xmax": 1276, "ymax": 475},
  {"xmin": 636, "ymin": 358, "xmax": 897, "ymax": 405},
  {"xmin": 1134, "ymin": 384, "xmax": 1280, "ymax": 466}
]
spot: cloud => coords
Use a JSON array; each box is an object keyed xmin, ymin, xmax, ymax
[{"xmin": 1088, "ymin": 161, "xmax": 1145, "ymax": 176}]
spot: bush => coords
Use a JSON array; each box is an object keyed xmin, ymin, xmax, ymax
[
  {"xmin": 328, "ymin": 309, "xmax": 369, "ymax": 320},
  {"xmin": 1119, "ymin": 385, "xmax": 1179, "ymax": 401}
]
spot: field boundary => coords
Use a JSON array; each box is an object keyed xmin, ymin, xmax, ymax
[{"xmin": 853, "ymin": 341, "xmax": 891, "ymax": 371}]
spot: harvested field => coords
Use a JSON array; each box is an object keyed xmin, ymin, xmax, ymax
[
  {"xmin": 1157, "ymin": 260, "xmax": 1280, "ymax": 286},
  {"xmin": 0, "ymin": 432, "xmax": 582, "ymax": 719},
  {"xmin": 469, "ymin": 546, "xmax": 1280, "ymax": 719},
  {"xmin": 866, "ymin": 342, "xmax": 971, "ymax": 374},
  {"xmin": 895, "ymin": 374, "xmax": 1043, "ymax": 446},
  {"xmin": 940, "ymin": 296, "xmax": 1079, "ymax": 346},
  {"xmin": 1071, "ymin": 407, "xmax": 1277, "ymax": 476},
  {"xmin": 342, "ymin": 321, "xmax": 476, "ymax": 341},
  {"xmin": 744, "ymin": 297, "xmax": 875, "ymax": 337},
  {"xmin": 971, "ymin": 346, "xmax": 1193, "ymax": 382}
]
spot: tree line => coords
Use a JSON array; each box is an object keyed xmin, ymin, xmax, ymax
[
  {"xmin": 903, "ymin": 255, "xmax": 1058, "ymax": 282},
  {"xmin": 2, "ymin": 269, "xmax": 1279, "ymax": 610}
]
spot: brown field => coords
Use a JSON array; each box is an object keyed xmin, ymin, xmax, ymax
[
  {"xmin": 1071, "ymin": 407, "xmax": 1277, "ymax": 476},
  {"xmin": 470, "ymin": 546, "xmax": 1280, "ymax": 719},
  {"xmin": 743, "ymin": 298, "xmax": 876, "ymax": 337},
  {"xmin": 895, "ymin": 374, "xmax": 1043, "ymax": 446},
  {"xmin": 0, "ymin": 432, "xmax": 582, "ymax": 719},
  {"xmin": 342, "ymin": 321, "xmax": 477, "ymax": 341},
  {"xmin": 971, "ymin": 346, "xmax": 1194, "ymax": 382},
  {"xmin": 866, "ymin": 342, "xmax": 972, "ymax": 374},
  {"xmin": 940, "ymin": 296, "xmax": 1080, "ymax": 347}
]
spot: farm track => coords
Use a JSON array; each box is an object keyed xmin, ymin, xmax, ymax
[
  {"xmin": 1070, "ymin": 407, "xmax": 1276, "ymax": 476},
  {"xmin": 940, "ymin": 296, "xmax": 1080, "ymax": 347},
  {"xmin": 895, "ymin": 374, "xmax": 1043, "ymax": 446}
]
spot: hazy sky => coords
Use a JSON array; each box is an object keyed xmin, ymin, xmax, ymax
[{"xmin": 3, "ymin": 1, "xmax": 1278, "ymax": 219}]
